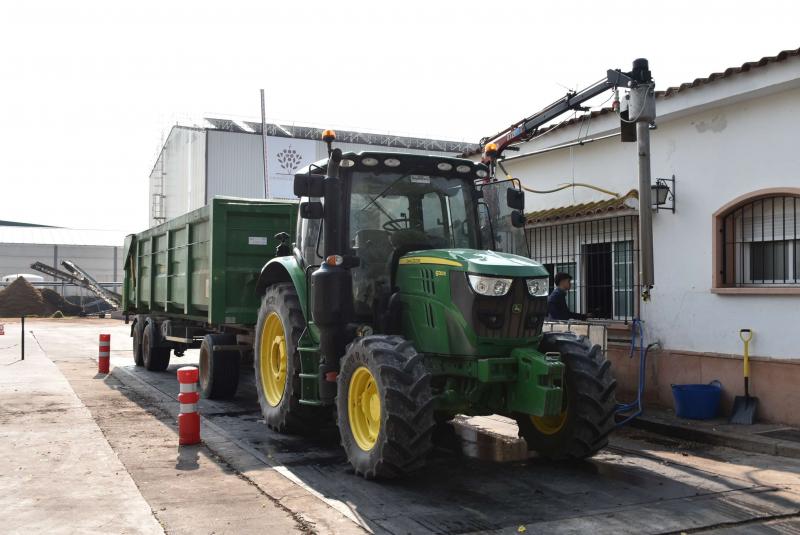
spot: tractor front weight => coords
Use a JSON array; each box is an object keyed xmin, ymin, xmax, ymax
[{"xmin": 427, "ymin": 348, "xmax": 564, "ymax": 418}]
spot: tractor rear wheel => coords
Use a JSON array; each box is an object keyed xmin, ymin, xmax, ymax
[
  {"xmin": 516, "ymin": 332, "xmax": 616, "ymax": 460},
  {"xmin": 337, "ymin": 335, "xmax": 435, "ymax": 479},
  {"xmin": 254, "ymin": 283, "xmax": 325, "ymax": 432}
]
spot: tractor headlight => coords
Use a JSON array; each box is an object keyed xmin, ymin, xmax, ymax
[
  {"xmin": 468, "ymin": 275, "xmax": 512, "ymax": 296},
  {"xmin": 526, "ymin": 278, "xmax": 549, "ymax": 297}
]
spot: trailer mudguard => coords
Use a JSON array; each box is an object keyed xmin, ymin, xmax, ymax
[{"xmin": 256, "ymin": 255, "xmax": 310, "ymax": 319}]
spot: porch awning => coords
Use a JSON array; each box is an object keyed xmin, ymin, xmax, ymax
[{"xmin": 525, "ymin": 189, "xmax": 639, "ymax": 225}]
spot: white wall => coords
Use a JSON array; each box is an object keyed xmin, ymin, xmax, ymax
[{"xmin": 504, "ymin": 84, "xmax": 800, "ymax": 359}]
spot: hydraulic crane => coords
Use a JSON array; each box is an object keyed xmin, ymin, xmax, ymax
[{"xmin": 480, "ymin": 58, "xmax": 656, "ymax": 293}]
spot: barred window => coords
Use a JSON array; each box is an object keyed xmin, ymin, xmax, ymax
[
  {"xmin": 720, "ymin": 195, "xmax": 800, "ymax": 287},
  {"xmin": 527, "ymin": 215, "xmax": 639, "ymax": 321}
]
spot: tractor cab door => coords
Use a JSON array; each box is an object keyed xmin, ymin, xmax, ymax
[{"xmin": 477, "ymin": 178, "xmax": 529, "ymax": 257}]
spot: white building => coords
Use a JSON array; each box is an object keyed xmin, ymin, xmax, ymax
[
  {"xmin": 0, "ymin": 222, "xmax": 126, "ymax": 297},
  {"xmin": 149, "ymin": 119, "xmax": 477, "ymax": 226},
  {"xmin": 482, "ymin": 48, "xmax": 800, "ymax": 424}
]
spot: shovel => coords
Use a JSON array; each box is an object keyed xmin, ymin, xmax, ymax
[{"xmin": 730, "ymin": 329, "xmax": 758, "ymax": 424}]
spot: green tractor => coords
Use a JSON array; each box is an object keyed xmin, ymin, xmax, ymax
[{"xmin": 254, "ymin": 143, "xmax": 616, "ymax": 479}]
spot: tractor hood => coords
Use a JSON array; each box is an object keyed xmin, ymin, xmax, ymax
[{"xmin": 399, "ymin": 249, "xmax": 548, "ymax": 278}]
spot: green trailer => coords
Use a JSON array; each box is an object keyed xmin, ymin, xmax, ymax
[{"xmin": 122, "ymin": 197, "xmax": 297, "ymax": 398}]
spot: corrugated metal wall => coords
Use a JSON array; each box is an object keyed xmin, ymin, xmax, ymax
[
  {"xmin": 156, "ymin": 129, "xmax": 464, "ymax": 222},
  {"xmin": 206, "ymin": 130, "xmax": 265, "ymax": 201},
  {"xmin": 149, "ymin": 127, "xmax": 206, "ymax": 225}
]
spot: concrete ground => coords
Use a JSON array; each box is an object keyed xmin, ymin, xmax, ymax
[{"xmin": 4, "ymin": 317, "xmax": 800, "ymax": 534}]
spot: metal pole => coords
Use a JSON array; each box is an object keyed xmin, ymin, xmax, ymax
[
  {"xmin": 260, "ymin": 89, "xmax": 270, "ymax": 199},
  {"xmin": 628, "ymin": 58, "xmax": 656, "ymax": 293},
  {"xmin": 636, "ymin": 121, "xmax": 654, "ymax": 289},
  {"xmin": 21, "ymin": 316, "xmax": 24, "ymax": 360}
]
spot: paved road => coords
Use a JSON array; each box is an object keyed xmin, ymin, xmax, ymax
[{"xmin": 10, "ymin": 318, "xmax": 800, "ymax": 534}]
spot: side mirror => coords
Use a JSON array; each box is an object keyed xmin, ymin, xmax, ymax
[
  {"xmin": 507, "ymin": 188, "xmax": 524, "ymax": 210},
  {"xmin": 294, "ymin": 173, "xmax": 325, "ymax": 198},
  {"xmin": 299, "ymin": 201, "xmax": 323, "ymax": 219},
  {"xmin": 511, "ymin": 210, "xmax": 526, "ymax": 228}
]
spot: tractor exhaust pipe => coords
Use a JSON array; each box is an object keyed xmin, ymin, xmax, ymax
[{"xmin": 311, "ymin": 148, "xmax": 354, "ymax": 404}]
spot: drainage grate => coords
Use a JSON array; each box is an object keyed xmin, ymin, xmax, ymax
[{"xmin": 757, "ymin": 428, "xmax": 800, "ymax": 443}]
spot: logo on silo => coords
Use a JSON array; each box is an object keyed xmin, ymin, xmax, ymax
[{"xmin": 276, "ymin": 146, "xmax": 303, "ymax": 174}]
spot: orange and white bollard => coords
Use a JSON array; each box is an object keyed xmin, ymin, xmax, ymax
[
  {"xmin": 177, "ymin": 366, "xmax": 200, "ymax": 445},
  {"xmin": 98, "ymin": 334, "xmax": 110, "ymax": 374}
]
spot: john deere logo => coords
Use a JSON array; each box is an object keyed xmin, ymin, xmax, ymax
[{"xmin": 512, "ymin": 303, "xmax": 523, "ymax": 314}]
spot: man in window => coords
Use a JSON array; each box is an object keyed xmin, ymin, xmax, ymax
[{"xmin": 547, "ymin": 272, "xmax": 587, "ymax": 321}]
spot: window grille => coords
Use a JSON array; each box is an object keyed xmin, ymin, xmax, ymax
[
  {"xmin": 526, "ymin": 215, "xmax": 640, "ymax": 321},
  {"xmin": 721, "ymin": 195, "xmax": 799, "ymax": 286}
]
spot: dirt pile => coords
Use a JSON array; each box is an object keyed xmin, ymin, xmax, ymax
[
  {"xmin": 0, "ymin": 277, "xmax": 46, "ymax": 317},
  {"xmin": 40, "ymin": 288, "xmax": 83, "ymax": 316},
  {"xmin": 0, "ymin": 277, "xmax": 84, "ymax": 317}
]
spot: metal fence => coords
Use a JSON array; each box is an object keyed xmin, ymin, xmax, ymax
[
  {"xmin": 721, "ymin": 195, "xmax": 799, "ymax": 287},
  {"xmin": 526, "ymin": 214, "xmax": 640, "ymax": 322}
]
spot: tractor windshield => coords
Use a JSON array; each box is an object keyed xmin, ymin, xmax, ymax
[{"xmin": 348, "ymin": 171, "xmax": 479, "ymax": 317}]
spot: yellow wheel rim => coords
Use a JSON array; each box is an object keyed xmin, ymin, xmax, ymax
[
  {"xmin": 348, "ymin": 366, "xmax": 381, "ymax": 451},
  {"xmin": 531, "ymin": 384, "xmax": 568, "ymax": 435},
  {"xmin": 260, "ymin": 312, "xmax": 287, "ymax": 407}
]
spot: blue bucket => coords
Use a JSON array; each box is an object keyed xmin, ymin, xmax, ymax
[{"xmin": 671, "ymin": 381, "xmax": 722, "ymax": 420}]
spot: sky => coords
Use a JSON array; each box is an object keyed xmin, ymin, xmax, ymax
[{"xmin": 1, "ymin": 0, "xmax": 798, "ymax": 232}]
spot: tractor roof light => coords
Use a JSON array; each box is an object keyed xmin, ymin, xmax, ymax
[
  {"xmin": 483, "ymin": 142, "xmax": 499, "ymax": 159},
  {"xmin": 384, "ymin": 158, "xmax": 401, "ymax": 168},
  {"xmin": 325, "ymin": 255, "xmax": 344, "ymax": 267},
  {"xmin": 321, "ymin": 129, "xmax": 337, "ymax": 143},
  {"xmin": 456, "ymin": 164, "xmax": 471, "ymax": 173},
  {"xmin": 437, "ymin": 162, "xmax": 453, "ymax": 171},
  {"xmin": 362, "ymin": 157, "xmax": 379, "ymax": 167},
  {"xmin": 340, "ymin": 158, "xmax": 355, "ymax": 168}
]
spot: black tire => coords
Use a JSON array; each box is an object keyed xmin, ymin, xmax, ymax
[
  {"xmin": 198, "ymin": 334, "xmax": 240, "ymax": 399},
  {"xmin": 142, "ymin": 320, "xmax": 171, "ymax": 372},
  {"xmin": 132, "ymin": 317, "xmax": 145, "ymax": 367},
  {"xmin": 516, "ymin": 332, "xmax": 617, "ymax": 460},
  {"xmin": 254, "ymin": 283, "xmax": 325, "ymax": 432},
  {"xmin": 337, "ymin": 335, "xmax": 435, "ymax": 480}
]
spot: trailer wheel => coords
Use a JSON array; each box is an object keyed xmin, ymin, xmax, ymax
[
  {"xmin": 142, "ymin": 320, "xmax": 171, "ymax": 372},
  {"xmin": 337, "ymin": 335, "xmax": 435, "ymax": 479},
  {"xmin": 516, "ymin": 332, "xmax": 616, "ymax": 460},
  {"xmin": 198, "ymin": 334, "xmax": 239, "ymax": 399},
  {"xmin": 254, "ymin": 283, "xmax": 325, "ymax": 432},
  {"xmin": 132, "ymin": 317, "xmax": 145, "ymax": 367}
]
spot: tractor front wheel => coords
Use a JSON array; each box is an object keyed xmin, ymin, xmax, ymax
[
  {"xmin": 337, "ymin": 335, "xmax": 435, "ymax": 479},
  {"xmin": 254, "ymin": 283, "xmax": 325, "ymax": 432},
  {"xmin": 516, "ymin": 332, "xmax": 616, "ymax": 460}
]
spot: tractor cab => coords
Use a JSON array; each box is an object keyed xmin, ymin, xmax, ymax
[{"xmin": 293, "ymin": 151, "xmax": 529, "ymax": 322}]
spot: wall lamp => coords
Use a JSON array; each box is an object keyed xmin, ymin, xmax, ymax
[{"xmin": 652, "ymin": 175, "xmax": 675, "ymax": 213}]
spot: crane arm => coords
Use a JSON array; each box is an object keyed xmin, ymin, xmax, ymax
[{"xmin": 480, "ymin": 67, "xmax": 641, "ymax": 164}]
